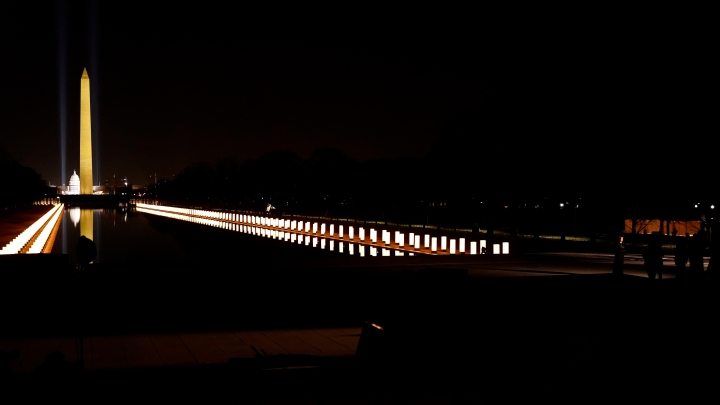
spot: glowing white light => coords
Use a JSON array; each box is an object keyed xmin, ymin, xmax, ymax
[
  {"xmin": 69, "ymin": 207, "xmax": 80, "ymax": 227},
  {"xmin": 383, "ymin": 248, "xmax": 390, "ymax": 256},
  {"xmin": 25, "ymin": 204, "xmax": 64, "ymax": 254},
  {"xmin": 450, "ymin": 239, "xmax": 456, "ymax": 254},
  {"xmin": 371, "ymin": 247, "xmax": 377, "ymax": 256},
  {"xmin": 339, "ymin": 242, "xmax": 344, "ymax": 253},
  {"xmin": 470, "ymin": 241, "xmax": 477, "ymax": 255},
  {"xmin": 459, "ymin": 238, "xmax": 465, "ymax": 253},
  {"xmin": 424, "ymin": 235, "xmax": 430, "ymax": 248},
  {"xmin": 349, "ymin": 243, "xmax": 354, "ymax": 255},
  {"xmin": 431, "ymin": 237, "xmax": 437, "ymax": 252},
  {"xmin": 441, "ymin": 236, "xmax": 447, "ymax": 251},
  {"xmin": 493, "ymin": 244, "xmax": 500, "ymax": 254},
  {"xmin": 502, "ymin": 242, "xmax": 509, "ymax": 254},
  {"xmin": 480, "ymin": 240, "xmax": 487, "ymax": 254},
  {"xmin": 133, "ymin": 203, "xmax": 443, "ymax": 258}
]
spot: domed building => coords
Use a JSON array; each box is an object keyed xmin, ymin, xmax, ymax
[{"xmin": 67, "ymin": 170, "xmax": 80, "ymax": 195}]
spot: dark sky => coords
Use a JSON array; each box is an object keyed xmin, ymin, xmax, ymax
[{"xmin": 0, "ymin": 2, "xmax": 714, "ymax": 192}]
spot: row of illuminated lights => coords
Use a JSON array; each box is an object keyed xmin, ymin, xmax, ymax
[
  {"xmin": 136, "ymin": 204, "xmax": 510, "ymax": 255},
  {"xmin": 0, "ymin": 203, "xmax": 64, "ymax": 255},
  {"xmin": 136, "ymin": 205, "xmax": 410, "ymax": 256},
  {"xmin": 140, "ymin": 203, "xmax": 408, "ymax": 256}
]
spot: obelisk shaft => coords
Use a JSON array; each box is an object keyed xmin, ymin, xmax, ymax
[{"xmin": 80, "ymin": 68, "xmax": 93, "ymax": 195}]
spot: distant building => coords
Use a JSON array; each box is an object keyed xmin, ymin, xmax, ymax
[
  {"xmin": 624, "ymin": 219, "xmax": 703, "ymax": 236},
  {"xmin": 67, "ymin": 170, "xmax": 80, "ymax": 195}
]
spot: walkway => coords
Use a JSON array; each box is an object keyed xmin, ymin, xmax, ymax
[{"xmin": 1, "ymin": 327, "xmax": 361, "ymax": 375}]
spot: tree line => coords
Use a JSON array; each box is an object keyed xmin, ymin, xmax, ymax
[{"xmin": 0, "ymin": 147, "xmax": 48, "ymax": 211}]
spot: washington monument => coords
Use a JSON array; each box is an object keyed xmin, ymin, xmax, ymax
[{"xmin": 80, "ymin": 67, "xmax": 93, "ymax": 194}]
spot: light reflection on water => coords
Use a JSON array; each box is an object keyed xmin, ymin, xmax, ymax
[
  {"xmin": 52, "ymin": 208, "xmax": 191, "ymax": 264},
  {"xmin": 51, "ymin": 207, "xmax": 411, "ymax": 264}
]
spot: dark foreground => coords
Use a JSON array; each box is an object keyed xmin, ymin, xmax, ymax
[
  {"xmin": 1, "ymin": 215, "xmax": 718, "ymax": 402},
  {"xmin": 2, "ymin": 250, "xmax": 719, "ymax": 402}
]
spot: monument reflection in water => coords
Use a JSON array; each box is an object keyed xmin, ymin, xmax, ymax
[
  {"xmin": 51, "ymin": 208, "xmax": 366, "ymax": 265},
  {"xmin": 52, "ymin": 208, "xmax": 192, "ymax": 264},
  {"xmin": 57, "ymin": 207, "xmax": 97, "ymax": 264}
]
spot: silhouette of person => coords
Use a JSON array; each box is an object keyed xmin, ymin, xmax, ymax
[
  {"xmin": 613, "ymin": 235, "xmax": 625, "ymax": 276},
  {"xmin": 77, "ymin": 235, "xmax": 97, "ymax": 271},
  {"xmin": 688, "ymin": 226, "xmax": 707, "ymax": 278},
  {"xmin": 706, "ymin": 221, "xmax": 718, "ymax": 280},
  {"xmin": 642, "ymin": 241, "xmax": 664, "ymax": 280},
  {"xmin": 673, "ymin": 238, "xmax": 689, "ymax": 277}
]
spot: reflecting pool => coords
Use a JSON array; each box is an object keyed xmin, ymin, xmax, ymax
[{"xmin": 50, "ymin": 208, "xmax": 405, "ymax": 265}]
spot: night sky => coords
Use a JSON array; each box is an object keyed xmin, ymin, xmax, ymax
[{"xmin": 1, "ymin": 2, "xmax": 714, "ymax": 195}]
